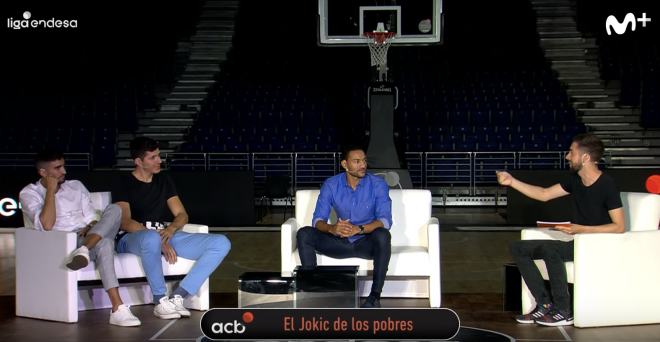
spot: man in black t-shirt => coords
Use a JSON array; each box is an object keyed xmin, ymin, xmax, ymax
[
  {"xmin": 497, "ymin": 133, "xmax": 624, "ymax": 327},
  {"xmin": 112, "ymin": 137, "xmax": 231, "ymax": 320}
]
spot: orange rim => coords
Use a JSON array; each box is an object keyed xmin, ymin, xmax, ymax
[{"xmin": 364, "ymin": 31, "xmax": 396, "ymax": 44}]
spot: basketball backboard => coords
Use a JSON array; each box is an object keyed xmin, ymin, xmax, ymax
[{"xmin": 317, "ymin": 0, "xmax": 443, "ymax": 46}]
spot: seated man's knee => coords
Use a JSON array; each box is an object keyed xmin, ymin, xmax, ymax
[
  {"xmin": 140, "ymin": 230, "xmax": 162, "ymax": 249},
  {"xmin": 104, "ymin": 204, "xmax": 122, "ymax": 220},
  {"xmin": 509, "ymin": 240, "xmax": 523, "ymax": 255},
  {"xmin": 212, "ymin": 234, "xmax": 231, "ymax": 251},
  {"xmin": 371, "ymin": 227, "xmax": 391, "ymax": 244},
  {"xmin": 296, "ymin": 226, "xmax": 316, "ymax": 243},
  {"xmin": 539, "ymin": 242, "xmax": 560, "ymax": 259}
]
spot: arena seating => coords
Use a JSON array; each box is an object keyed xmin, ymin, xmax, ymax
[
  {"xmin": 0, "ymin": 67, "xmax": 155, "ymax": 170},
  {"xmin": 598, "ymin": 21, "xmax": 659, "ymax": 122},
  {"xmin": 0, "ymin": 1, "xmax": 197, "ymax": 171},
  {"xmin": 172, "ymin": 0, "xmax": 587, "ymax": 190},
  {"xmin": 9, "ymin": 0, "xmax": 656, "ymax": 191},
  {"xmin": 582, "ymin": 0, "xmax": 660, "ymax": 128}
]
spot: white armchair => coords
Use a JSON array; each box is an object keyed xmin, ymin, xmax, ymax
[
  {"xmin": 520, "ymin": 191, "xmax": 660, "ymax": 328},
  {"xmin": 281, "ymin": 189, "xmax": 441, "ymax": 308},
  {"xmin": 15, "ymin": 191, "xmax": 210, "ymax": 323}
]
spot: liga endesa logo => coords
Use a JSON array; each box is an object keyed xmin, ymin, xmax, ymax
[
  {"xmin": 200, "ymin": 308, "xmax": 460, "ymax": 340},
  {"xmin": 0, "ymin": 197, "xmax": 22, "ymax": 217},
  {"xmin": 7, "ymin": 11, "xmax": 78, "ymax": 30}
]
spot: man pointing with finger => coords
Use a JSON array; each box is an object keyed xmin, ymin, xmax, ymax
[
  {"xmin": 498, "ymin": 133, "xmax": 624, "ymax": 326},
  {"xmin": 296, "ymin": 144, "xmax": 393, "ymax": 308}
]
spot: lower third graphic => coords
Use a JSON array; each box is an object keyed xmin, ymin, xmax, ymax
[{"xmin": 200, "ymin": 308, "xmax": 460, "ymax": 340}]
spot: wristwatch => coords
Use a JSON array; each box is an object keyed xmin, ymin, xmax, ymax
[{"xmin": 358, "ymin": 225, "xmax": 365, "ymax": 234}]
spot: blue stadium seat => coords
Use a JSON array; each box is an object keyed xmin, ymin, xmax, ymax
[
  {"xmin": 510, "ymin": 133, "xmax": 532, "ymax": 142},
  {"xmin": 536, "ymin": 132, "xmax": 555, "ymax": 142},
  {"xmin": 203, "ymin": 142, "xmax": 224, "ymax": 152},
  {"xmin": 179, "ymin": 142, "xmax": 202, "ymax": 152},
  {"xmin": 226, "ymin": 144, "xmax": 248, "ymax": 153},
  {"xmin": 431, "ymin": 142, "xmax": 451, "ymax": 151},
  {"xmin": 317, "ymin": 143, "xmax": 339, "ymax": 152},
  {"xmin": 93, "ymin": 143, "xmax": 116, "ymax": 166},
  {"xmin": 565, "ymin": 124, "xmax": 587, "ymax": 135},
  {"xmin": 443, "ymin": 134, "xmax": 463, "ymax": 142},
  {"xmin": 525, "ymin": 142, "xmax": 547, "ymax": 151},
  {"xmin": 198, "ymin": 110, "xmax": 218, "ymax": 124},
  {"xmin": 549, "ymin": 142, "xmax": 569, "ymax": 151},
  {"xmin": 455, "ymin": 142, "xmax": 476, "ymax": 152},
  {"xmin": 295, "ymin": 144, "xmax": 316, "ymax": 152},
  {"xmin": 195, "ymin": 132, "xmax": 216, "ymax": 144},
  {"xmin": 512, "ymin": 109, "xmax": 533, "ymax": 125},
  {"xmin": 250, "ymin": 144, "xmax": 270, "ymax": 152},
  {"xmin": 491, "ymin": 110, "xmax": 511, "ymax": 125},
  {"xmin": 470, "ymin": 110, "xmax": 489, "ymax": 125},
  {"xmin": 519, "ymin": 125, "xmax": 540, "ymax": 134},
  {"xmin": 498, "ymin": 126, "xmax": 517, "ymax": 135},
  {"xmin": 556, "ymin": 108, "xmax": 576, "ymax": 124},
  {"xmin": 501, "ymin": 142, "xmax": 522, "ymax": 151},
  {"xmin": 477, "ymin": 142, "xmax": 499, "ymax": 151},
  {"xmin": 474, "ymin": 126, "xmax": 495, "ymax": 134},
  {"xmin": 465, "ymin": 133, "xmax": 487, "ymax": 142}
]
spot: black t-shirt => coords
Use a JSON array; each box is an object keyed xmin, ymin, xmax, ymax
[
  {"xmin": 112, "ymin": 172, "xmax": 178, "ymax": 241},
  {"xmin": 559, "ymin": 172, "xmax": 622, "ymax": 226}
]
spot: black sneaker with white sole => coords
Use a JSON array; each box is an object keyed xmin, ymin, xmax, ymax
[
  {"xmin": 516, "ymin": 303, "xmax": 553, "ymax": 324},
  {"xmin": 536, "ymin": 309, "xmax": 574, "ymax": 326}
]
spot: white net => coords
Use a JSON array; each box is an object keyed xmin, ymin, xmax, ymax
[{"xmin": 364, "ymin": 32, "xmax": 396, "ymax": 67}]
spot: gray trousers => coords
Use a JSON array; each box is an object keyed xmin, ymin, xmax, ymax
[{"xmin": 75, "ymin": 204, "xmax": 122, "ymax": 291}]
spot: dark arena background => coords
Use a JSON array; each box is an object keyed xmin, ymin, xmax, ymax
[{"xmin": 0, "ymin": 0, "xmax": 659, "ymax": 341}]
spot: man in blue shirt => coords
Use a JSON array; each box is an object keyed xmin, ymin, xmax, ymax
[{"xmin": 296, "ymin": 145, "xmax": 393, "ymax": 308}]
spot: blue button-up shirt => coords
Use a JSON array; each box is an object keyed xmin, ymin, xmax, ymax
[{"xmin": 312, "ymin": 172, "xmax": 392, "ymax": 243}]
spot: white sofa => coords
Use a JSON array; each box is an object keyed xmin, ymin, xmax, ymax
[
  {"xmin": 520, "ymin": 191, "xmax": 660, "ymax": 328},
  {"xmin": 281, "ymin": 189, "xmax": 441, "ymax": 308},
  {"xmin": 15, "ymin": 191, "xmax": 210, "ymax": 323}
]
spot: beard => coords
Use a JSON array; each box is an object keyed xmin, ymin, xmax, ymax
[
  {"xmin": 569, "ymin": 162, "xmax": 582, "ymax": 173},
  {"xmin": 348, "ymin": 169, "xmax": 366, "ymax": 178}
]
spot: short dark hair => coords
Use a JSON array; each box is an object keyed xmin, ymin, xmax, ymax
[
  {"xmin": 341, "ymin": 144, "xmax": 365, "ymax": 162},
  {"xmin": 130, "ymin": 137, "xmax": 159, "ymax": 160},
  {"xmin": 573, "ymin": 132, "xmax": 604, "ymax": 161},
  {"xmin": 35, "ymin": 149, "xmax": 64, "ymax": 169}
]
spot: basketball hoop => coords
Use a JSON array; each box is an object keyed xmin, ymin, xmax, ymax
[{"xmin": 363, "ymin": 31, "xmax": 396, "ymax": 67}]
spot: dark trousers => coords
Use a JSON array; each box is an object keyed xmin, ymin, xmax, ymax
[
  {"xmin": 296, "ymin": 226, "xmax": 392, "ymax": 294},
  {"xmin": 509, "ymin": 239, "xmax": 575, "ymax": 311}
]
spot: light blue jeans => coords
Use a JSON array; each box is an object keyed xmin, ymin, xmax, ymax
[{"xmin": 117, "ymin": 229, "xmax": 231, "ymax": 297}]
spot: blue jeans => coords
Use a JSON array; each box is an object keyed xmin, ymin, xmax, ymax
[
  {"xmin": 117, "ymin": 229, "xmax": 231, "ymax": 297},
  {"xmin": 296, "ymin": 226, "xmax": 392, "ymax": 294}
]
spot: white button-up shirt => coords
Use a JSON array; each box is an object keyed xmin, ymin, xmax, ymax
[{"xmin": 19, "ymin": 180, "xmax": 101, "ymax": 232}]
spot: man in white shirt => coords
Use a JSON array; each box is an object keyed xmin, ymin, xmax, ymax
[{"xmin": 19, "ymin": 149, "xmax": 141, "ymax": 327}]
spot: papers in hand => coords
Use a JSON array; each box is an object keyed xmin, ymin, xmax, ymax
[{"xmin": 537, "ymin": 221, "xmax": 571, "ymax": 228}]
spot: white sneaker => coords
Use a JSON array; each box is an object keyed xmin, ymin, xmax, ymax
[
  {"xmin": 154, "ymin": 296, "xmax": 181, "ymax": 319},
  {"xmin": 169, "ymin": 295, "xmax": 191, "ymax": 317},
  {"xmin": 109, "ymin": 304, "xmax": 141, "ymax": 327},
  {"xmin": 66, "ymin": 246, "xmax": 90, "ymax": 270}
]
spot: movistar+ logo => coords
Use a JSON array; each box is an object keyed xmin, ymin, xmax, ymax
[{"xmin": 606, "ymin": 13, "xmax": 651, "ymax": 35}]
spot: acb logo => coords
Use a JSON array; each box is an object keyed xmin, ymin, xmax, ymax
[{"xmin": 203, "ymin": 311, "xmax": 253, "ymax": 336}]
